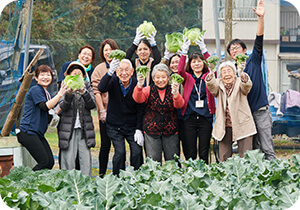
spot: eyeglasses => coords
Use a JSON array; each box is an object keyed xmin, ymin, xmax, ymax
[
  {"xmin": 118, "ymin": 68, "xmax": 131, "ymax": 73},
  {"xmin": 230, "ymin": 45, "xmax": 242, "ymax": 52}
]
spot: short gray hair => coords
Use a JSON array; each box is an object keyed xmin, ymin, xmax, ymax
[
  {"xmin": 120, "ymin": 58, "xmax": 133, "ymax": 69},
  {"xmin": 218, "ymin": 61, "xmax": 237, "ymax": 77},
  {"xmin": 152, "ymin": 63, "xmax": 170, "ymax": 78}
]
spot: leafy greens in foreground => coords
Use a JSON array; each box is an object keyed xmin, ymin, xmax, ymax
[{"xmin": 1, "ymin": 150, "xmax": 299, "ymax": 209}]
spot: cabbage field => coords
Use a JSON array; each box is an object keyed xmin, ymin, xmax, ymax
[{"xmin": 0, "ymin": 150, "xmax": 299, "ymax": 209}]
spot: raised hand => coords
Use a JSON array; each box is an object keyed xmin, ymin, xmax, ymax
[
  {"xmin": 133, "ymin": 28, "xmax": 145, "ymax": 46},
  {"xmin": 108, "ymin": 58, "xmax": 120, "ymax": 75},
  {"xmin": 195, "ymin": 35, "xmax": 207, "ymax": 54},
  {"xmin": 147, "ymin": 30, "xmax": 157, "ymax": 46},
  {"xmin": 253, "ymin": 0, "xmax": 265, "ymax": 17},
  {"xmin": 181, "ymin": 36, "xmax": 191, "ymax": 55}
]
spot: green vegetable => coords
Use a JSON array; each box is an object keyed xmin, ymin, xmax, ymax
[
  {"xmin": 203, "ymin": 55, "xmax": 219, "ymax": 72},
  {"xmin": 183, "ymin": 27, "xmax": 206, "ymax": 46},
  {"xmin": 1, "ymin": 151, "xmax": 299, "ymax": 209},
  {"xmin": 170, "ymin": 73, "xmax": 184, "ymax": 84},
  {"xmin": 165, "ymin": 32, "xmax": 183, "ymax": 53},
  {"xmin": 64, "ymin": 74, "xmax": 84, "ymax": 90},
  {"xmin": 235, "ymin": 53, "xmax": 249, "ymax": 70},
  {"xmin": 136, "ymin": 66, "xmax": 150, "ymax": 79},
  {"xmin": 138, "ymin": 21, "xmax": 156, "ymax": 38},
  {"xmin": 108, "ymin": 49, "xmax": 126, "ymax": 61}
]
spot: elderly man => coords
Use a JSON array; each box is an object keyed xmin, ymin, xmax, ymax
[
  {"xmin": 98, "ymin": 58, "xmax": 144, "ymax": 176},
  {"xmin": 206, "ymin": 61, "xmax": 257, "ymax": 161},
  {"xmin": 226, "ymin": 0, "xmax": 275, "ymax": 160}
]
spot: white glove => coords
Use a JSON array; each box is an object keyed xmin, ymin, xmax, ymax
[
  {"xmin": 163, "ymin": 43, "xmax": 175, "ymax": 60},
  {"xmin": 108, "ymin": 58, "xmax": 120, "ymax": 75},
  {"xmin": 134, "ymin": 129, "xmax": 144, "ymax": 147},
  {"xmin": 100, "ymin": 110, "xmax": 107, "ymax": 122},
  {"xmin": 133, "ymin": 28, "xmax": 145, "ymax": 46},
  {"xmin": 137, "ymin": 73, "xmax": 145, "ymax": 87},
  {"xmin": 171, "ymin": 82, "xmax": 179, "ymax": 95},
  {"xmin": 147, "ymin": 30, "xmax": 157, "ymax": 46},
  {"xmin": 195, "ymin": 35, "xmax": 207, "ymax": 54},
  {"xmin": 49, "ymin": 109, "xmax": 60, "ymax": 127},
  {"xmin": 181, "ymin": 36, "xmax": 191, "ymax": 55}
]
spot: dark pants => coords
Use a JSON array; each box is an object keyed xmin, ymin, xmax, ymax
[
  {"xmin": 183, "ymin": 114, "xmax": 212, "ymax": 164},
  {"xmin": 144, "ymin": 133, "xmax": 180, "ymax": 163},
  {"xmin": 17, "ymin": 131, "xmax": 54, "ymax": 171},
  {"xmin": 219, "ymin": 127, "xmax": 253, "ymax": 161},
  {"xmin": 106, "ymin": 124, "xmax": 143, "ymax": 176},
  {"xmin": 98, "ymin": 120, "xmax": 111, "ymax": 177}
]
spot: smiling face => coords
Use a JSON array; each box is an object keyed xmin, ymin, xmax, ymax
[
  {"xmin": 116, "ymin": 61, "xmax": 134, "ymax": 86},
  {"xmin": 35, "ymin": 71, "xmax": 53, "ymax": 88},
  {"xmin": 229, "ymin": 43, "xmax": 247, "ymax": 61},
  {"xmin": 78, "ymin": 48, "xmax": 93, "ymax": 66},
  {"xmin": 170, "ymin": 56, "xmax": 179, "ymax": 73},
  {"xmin": 221, "ymin": 66, "xmax": 236, "ymax": 85},
  {"xmin": 136, "ymin": 42, "xmax": 151, "ymax": 63},
  {"xmin": 190, "ymin": 57, "xmax": 204, "ymax": 75},
  {"xmin": 153, "ymin": 70, "xmax": 169, "ymax": 89},
  {"xmin": 103, "ymin": 44, "xmax": 113, "ymax": 63}
]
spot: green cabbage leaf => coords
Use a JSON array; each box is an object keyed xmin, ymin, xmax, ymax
[
  {"xmin": 138, "ymin": 21, "xmax": 156, "ymax": 38},
  {"xmin": 165, "ymin": 32, "xmax": 183, "ymax": 53},
  {"xmin": 183, "ymin": 27, "xmax": 206, "ymax": 46},
  {"xmin": 64, "ymin": 74, "xmax": 84, "ymax": 90},
  {"xmin": 108, "ymin": 49, "xmax": 126, "ymax": 61}
]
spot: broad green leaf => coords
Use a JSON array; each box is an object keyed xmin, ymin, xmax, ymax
[{"xmin": 178, "ymin": 194, "xmax": 201, "ymax": 209}]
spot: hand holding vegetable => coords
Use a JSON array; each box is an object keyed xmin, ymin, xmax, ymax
[
  {"xmin": 203, "ymin": 55, "xmax": 219, "ymax": 72},
  {"xmin": 235, "ymin": 53, "xmax": 249, "ymax": 76},
  {"xmin": 133, "ymin": 28, "xmax": 145, "ymax": 46},
  {"xmin": 108, "ymin": 49, "xmax": 126, "ymax": 61},
  {"xmin": 181, "ymin": 36, "xmax": 191, "ymax": 55},
  {"xmin": 108, "ymin": 58, "xmax": 120, "ymax": 75},
  {"xmin": 165, "ymin": 32, "xmax": 183, "ymax": 53},
  {"xmin": 163, "ymin": 43, "xmax": 175, "ymax": 61},
  {"xmin": 170, "ymin": 73, "xmax": 184, "ymax": 84},
  {"xmin": 171, "ymin": 82, "xmax": 180, "ymax": 96},
  {"xmin": 136, "ymin": 66, "xmax": 150, "ymax": 79},
  {"xmin": 58, "ymin": 81, "xmax": 68, "ymax": 96},
  {"xmin": 138, "ymin": 21, "xmax": 156, "ymax": 38},
  {"xmin": 78, "ymin": 85, "xmax": 86, "ymax": 95},
  {"xmin": 195, "ymin": 35, "xmax": 207, "ymax": 54},
  {"xmin": 64, "ymin": 74, "xmax": 85, "ymax": 92},
  {"xmin": 137, "ymin": 73, "xmax": 145, "ymax": 87},
  {"xmin": 183, "ymin": 27, "xmax": 206, "ymax": 46},
  {"xmin": 147, "ymin": 30, "xmax": 157, "ymax": 46}
]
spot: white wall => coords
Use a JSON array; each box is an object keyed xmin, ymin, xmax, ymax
[{"xmin": 202, "ymin": 0, "xmax": 281, "ymax": 92}]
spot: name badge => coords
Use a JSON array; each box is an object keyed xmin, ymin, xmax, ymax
[{"xmin": 196, "ymin": 100, "xmax": 204, "ymax": 108}]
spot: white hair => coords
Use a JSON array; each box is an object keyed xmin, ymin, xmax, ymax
[
  {"xmin": 152, "ymin": 63, "xmax": 170, "ymax": 78},
  {"xmin": 120, "ymin": 58, "xmax": 133, "ymax": 69},
  {"xmin": 218, "ymin": 61, "xmax": 237, "ymax": 77}
]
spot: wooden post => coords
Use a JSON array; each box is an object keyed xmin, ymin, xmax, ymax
[
  {"xmin": 1, "ymin": 49, "xmax": 44, "ymax": 137},
  {"xmin": 224, "ymin": 0, "xmax": 232, "ymax": 60}
]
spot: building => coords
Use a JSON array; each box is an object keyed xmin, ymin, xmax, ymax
[{"xmin": 202, "ymin": 0, "xmax": 300, "ymax": 93}]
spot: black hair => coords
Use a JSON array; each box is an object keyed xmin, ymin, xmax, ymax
[
  {"xmin": 67, "ymin": 65, "xmax": 86, "ymax": 76},
  {"xmin": 226, "ymin": 39, "xmax": 247, "ymax": 55},
  {"xmin": 138, "ymin": 39, "xmax": 151, "ymax": 49}
]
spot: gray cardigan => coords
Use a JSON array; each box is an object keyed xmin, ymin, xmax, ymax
[{"xmin": 57, "ymin": 81, "xmax": 96, "ymax": 149}]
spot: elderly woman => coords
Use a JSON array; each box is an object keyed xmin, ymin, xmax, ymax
[
  {"xmin": 205, "ymin": 61, "xmax": 257, "ymax": 161},
  {"xmin": 133, "ymin": 63, "xmax": 185, "ymax": 164}
]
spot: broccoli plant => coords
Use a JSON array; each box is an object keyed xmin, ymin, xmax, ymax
[
  {"xmin": 136, "ymin": 66, "xmax": 150, "ymax": 79},
  {"xmin": 203, "ymin": 55, "xmax": 219, "ymax": 72},
  {"xmin": 170, "ymin": 73, "xmax": 184, "ymax": 84},
  {"xmin": 235, "ymin": 53, "xmax": 249, "ymax": 71},
  {"xmin": 108, "ymin": 49, "xmax": 126, "ymax": 61}
]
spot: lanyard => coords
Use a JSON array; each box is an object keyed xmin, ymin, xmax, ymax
[
  {"xmin": 194, "ymin": 80, "xmax": 202, "ymax": 101},
  {"xmin": 44, "ymin": 89, "xmax": 51, "ymax": 101}
]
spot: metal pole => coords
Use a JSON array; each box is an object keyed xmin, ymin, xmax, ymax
[
  {"xmin": 23, "ymin": 0, "xmax": 33, "ymax": 72},
  {"xmin": 212, "ymin": 0, "xmax": 222, "ymax": 70}
]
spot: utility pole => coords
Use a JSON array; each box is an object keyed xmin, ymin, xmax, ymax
[
  {"xmin": 224, "ymin": 0, "xmax": 232, "ymax": 60},
  {"xmin": 212, "ymin": 0, "xmax": 221, "ymax": 68}
]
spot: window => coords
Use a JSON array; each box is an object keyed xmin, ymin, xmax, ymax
[{"xmin": 218, "ymin": 0, "xmax": 258, "ymax": 20}]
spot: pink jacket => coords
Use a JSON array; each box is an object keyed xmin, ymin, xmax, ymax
[{"xmin": 178, "ymin": 53, "xmax": 216, "ymax": 116}]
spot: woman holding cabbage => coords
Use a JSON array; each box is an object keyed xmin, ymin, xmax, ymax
[
  {"xmin": 57, "ymin": 61, "xmax": 96, "ymax": 177},
  {"xmin": 91, "ymin": 39, "xmax": 119, "ymax": 178},
  {"xmin": 178, "ymin": 35, "xmax": 215, "ymax": 164},
  {"xmin": 132, "ymin": 63, "xmax": 184, "ymax": 164},
  {"xmin": 126, "ymin": 22, "xmax": 161, "ymax": 86}
]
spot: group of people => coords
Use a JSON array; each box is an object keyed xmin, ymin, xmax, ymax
[{"xmin": 17, "ymin": 0, "xmax": 275, "ymax": 177}]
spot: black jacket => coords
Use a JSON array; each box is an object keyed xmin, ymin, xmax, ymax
[
  {"xmin": 57, "ymin": 81, "xmax": 96, "ymax": 149},
  {"xmin": 98, "ymin": 73, "xmax": 144, "ymax": 130}
]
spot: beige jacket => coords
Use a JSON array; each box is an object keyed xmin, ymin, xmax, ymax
[
  {"xmin": 205, "ymin": 73, "xmax": 257, "ymax": 141},
  {"xmin": 91, "ymin": 62, "xmax": 109, "ymax": 120}
]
